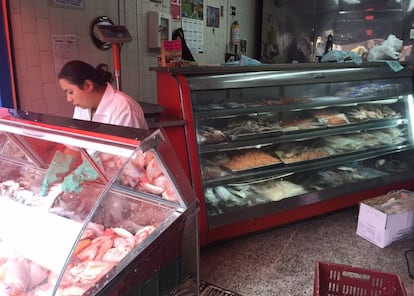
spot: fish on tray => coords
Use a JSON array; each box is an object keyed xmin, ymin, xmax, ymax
[
  {"xmin": 197, "ymin": 126, "xmax": 227, "ymax": 144},
  {"xmin": 274, "ymin": 143, "xmax": 328, "ymax": 164}
]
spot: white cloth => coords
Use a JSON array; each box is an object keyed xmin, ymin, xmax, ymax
[{"xmin": 73, "ymin": 83, "xmax": 148, "ymax": 129}]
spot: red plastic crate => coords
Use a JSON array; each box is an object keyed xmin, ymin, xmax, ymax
[{"xmin": 314, "ymin": 262, "xmax": 407, "ymax": 296}]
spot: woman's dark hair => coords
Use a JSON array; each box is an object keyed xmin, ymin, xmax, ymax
[{"xmin": 58, "ymin": 60, "xmax": 113, "ymax": 88}]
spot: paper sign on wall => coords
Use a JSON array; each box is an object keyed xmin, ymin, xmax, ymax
[
  {"xmin": 182, "ymin": 18, "xmax": 203, "ymax": 53},
  {"xmin": 52, "ymin": 34, "xmax": 78, "ymax": 75}
]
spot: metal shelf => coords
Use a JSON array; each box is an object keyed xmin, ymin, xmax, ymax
[
  {"xmin": 193, "ymin": 95, "xmax": 406, "ymax": 120},
  {"xmin": 202, "ymin": 144, "xmax": 411, "ymax": 187},
  {"xmin": 199, "ymin": 118, "xmax": 408, "ymax": 154},
  {"xmin": 207, "ymin": 164, "xmax": 414, "ymax": 229}
]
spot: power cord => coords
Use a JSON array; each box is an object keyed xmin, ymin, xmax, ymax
[{"xmin": 404, "ymin": 249, "xmax": 414, "ymax": 279}]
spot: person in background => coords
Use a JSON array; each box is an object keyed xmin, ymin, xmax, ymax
[{"xmin": 58, "ymin": 60, "xmax": 148, "ymax": 129}]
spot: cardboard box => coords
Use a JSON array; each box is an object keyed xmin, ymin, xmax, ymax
[{"xmin": 356, "ymin": 190, "xmax": 414, "ymax": 248}]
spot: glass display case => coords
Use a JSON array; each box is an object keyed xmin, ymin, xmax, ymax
[
  {"xmin": 0, "ymin": 108, "xmax": 199, "ymax": 295},
  {"xmin": 153, "ymin": 62, "xmax": 414, "ymax": 245}
]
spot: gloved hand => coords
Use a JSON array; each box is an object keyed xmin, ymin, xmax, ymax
[
  {"xmin": 40, "ymin": 151, "xmax": 74, "ymax": 196},
  {"xmin": 61, "ymin": 159, "xmax": 99, "ymax": 194}
]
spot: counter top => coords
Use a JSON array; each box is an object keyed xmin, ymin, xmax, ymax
[
  {"xmin": 149, "ymin": 119, "xmax": 185, "ymax": 129},
  {"xmin": 149, "ymin": 61, "xmax": 407, "ymax": 76}
]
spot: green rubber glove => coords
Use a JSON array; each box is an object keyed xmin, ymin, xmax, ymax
[{"xmin": 40, "ymin": 151, "xmax": 74, "ymax": 196}]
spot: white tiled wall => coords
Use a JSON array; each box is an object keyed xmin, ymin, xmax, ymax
[{"xmin": 8, "ymin": 0, "xmax": 258, "ymax": 117}]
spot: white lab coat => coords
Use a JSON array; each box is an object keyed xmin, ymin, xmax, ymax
[{"xmin": 73, "ymin": 83, "xmax": 148, "ymax": 129}]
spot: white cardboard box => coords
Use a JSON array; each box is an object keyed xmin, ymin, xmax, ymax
[{"xmin": 356, "ymin": 190, "xmax": 414, "ymax": 248}]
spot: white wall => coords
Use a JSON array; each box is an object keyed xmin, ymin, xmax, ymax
[{"xmin": 8, "ymin": 0, "xmax": 258, "ymax": 118}]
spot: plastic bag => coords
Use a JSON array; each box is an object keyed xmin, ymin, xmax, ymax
[
  {"xmin": 367, "ymin": 34, "xmax": 402, "ymax": 61},
  {"xmin": 382, "ymin": 34, "xmax": 403, "ymax": 51},
  {"xmin": 321, "ymin": 50, "xmax": 362, "ymax": 64},
  {"xmin": 367, "ymin": 45, "xmax": 399, "ymax": 60},
  {"xmin": 240, "ymin": 55, "xmax": 261, "ymax": 66}
]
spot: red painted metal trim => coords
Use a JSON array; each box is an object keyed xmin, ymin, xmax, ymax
[
  {"xmin": 174, "ymin": 75, "xmax": 209, "ymax": 245},
  {"xmin": 156, "ymin": 72, "xmax": 190, "ymax": 178},
  {"xmin": 156, "ymin": 72, "xmax": 209, "ymax": 245},
  {"xmin": 0, "ymin": 110, "xmax": 140, "ymax": 146}
]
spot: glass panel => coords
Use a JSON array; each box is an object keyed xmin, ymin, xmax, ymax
[
  {"xmin": 115, "ymin": 148, "xmax": 181, "ymax": 204},
  {"xmin": 191, "ymin": 77, "xmax": 410, "ymax": 111},
  {"xmin": 53, "ymin": 191, "xmax": 176, "ymax": 295},
  {"xmin": 189, "ymin": 69, "xmax": 414, "ymax": 224}
]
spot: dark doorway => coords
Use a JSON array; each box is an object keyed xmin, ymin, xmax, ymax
[{"xmin": 0, "ymin": 1, "xmax": 17, "ymax": 108}]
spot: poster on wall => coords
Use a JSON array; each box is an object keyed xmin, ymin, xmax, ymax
[
  {"xmin": 181, "ymin": 0, "xmax": 203, "ymax": 20},
  {"xmin": 206, "ymin": 6, "xmax": 219, "ymax": 28},
  {"xmin": 171, "ymin": 0, "xmax": 181, "ymax": 21},
  {"xmin": 51, "ymin": 34, "xmax": 78, "ymax": 75},
  {"xmin": 181, "ymin": 0, "xmax": 203, "ymax": 53},
  {"xmin": 182, "ymin": 17, "xmax": 203, "ymax": 53}
]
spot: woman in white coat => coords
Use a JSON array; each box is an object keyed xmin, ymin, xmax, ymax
[
  {"xmin": 58, "ymin": 60, "xmax": 148, "ymax": 129},
  {"xmin": 43, "ymin": 61, "xmax": 149, "ymax": 196}
]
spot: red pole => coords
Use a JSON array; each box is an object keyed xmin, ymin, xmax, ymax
[{"xmin": 112, "ymin": 43, "xmax": 121, "ymax": 90}]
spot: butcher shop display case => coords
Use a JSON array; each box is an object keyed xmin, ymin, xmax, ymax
[
  {"xmin": 153, "ymin": 62, "xmax": 414, "ymax": 245},
  {"xmin": 0, "ymin": 108, "xmax": 199, "ymax": 295}
]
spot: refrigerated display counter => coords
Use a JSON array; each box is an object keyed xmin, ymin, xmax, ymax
[
  {"xmin": 152, "ymin": 62, "xmax": 414, "ymax": 246},
  {"xmin": 0, "ymin": 108, "xmax": 199, "ymax": 295}
]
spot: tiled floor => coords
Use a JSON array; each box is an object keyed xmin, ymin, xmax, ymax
[{"xmin": 200, "ymin": 206, "xmax": 414, "ymax": 296}]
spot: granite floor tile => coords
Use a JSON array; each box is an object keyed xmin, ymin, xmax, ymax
[{"xmin": 200, "ymin": 206, "xmax": 414, "ymax": 296}]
